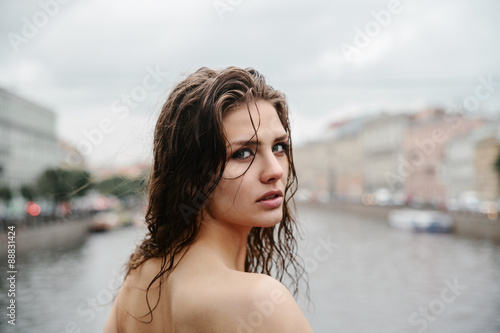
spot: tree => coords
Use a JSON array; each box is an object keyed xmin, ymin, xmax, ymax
[
  {"xmin": 65, "ymin": 169, "xmax": 93, "ymax": 199},
  {"xmin": 20, "ymin": 184, "xmax": 37, "ymax": 201},
  {"xmin": 35, "ymin": 168, "xmax": 93, "ymax": 216},
  {"xmin": 0, "ymin": 186, "xmax": 12, "ymax": 204},
  {"xmin": 95, "ymin": 175, "xmax": 146, "ymax": 199}
]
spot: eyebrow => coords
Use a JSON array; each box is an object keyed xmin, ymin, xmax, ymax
[{"xmin": 228, "ymin": 134, "xmax": 289, "ymax": 148}]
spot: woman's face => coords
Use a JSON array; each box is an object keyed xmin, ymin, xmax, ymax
[{"xmin": 204, "ymin": 100, "xmax": 289, "ymax": 228}]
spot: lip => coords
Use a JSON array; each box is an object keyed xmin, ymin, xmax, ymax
[{"xmin": 257, "ymin": 190, "xmax": 283, "ymax": 209}]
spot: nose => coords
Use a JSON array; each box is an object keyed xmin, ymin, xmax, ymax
[{"xmin": 260, "ymin": 151, "xmax": 284, "ymax": 184}]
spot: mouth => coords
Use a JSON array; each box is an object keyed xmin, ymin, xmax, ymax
[
  {"xmin": 257, "ymin": 190, "xmax": 283, "ymax": 209},
  {"xmin": 257, "ymin": 190, "xmax": 283, "ymax": 202}
]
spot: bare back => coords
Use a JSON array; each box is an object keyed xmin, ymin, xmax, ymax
[{"xmin": 104, "ymin": 253, "xmax": 313, "ymax": 333}]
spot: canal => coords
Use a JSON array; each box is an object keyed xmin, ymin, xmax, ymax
[{"xmin": 1, "ymin": 203, "xmax": 499, "ymax": 332}]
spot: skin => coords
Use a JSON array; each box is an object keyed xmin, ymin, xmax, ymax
[{"xmin": 104, "ymin": 100, "xmax": 314, "ymax": 333}]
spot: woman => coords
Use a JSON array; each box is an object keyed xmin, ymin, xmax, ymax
[{"xmin": 104, "ymin": 67, "xmax": 313, "ymax": 332}]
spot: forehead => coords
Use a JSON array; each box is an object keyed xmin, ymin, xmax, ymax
[{"xmin": 223, "ymin": 100, "xmax": 285, "ymax": 143}]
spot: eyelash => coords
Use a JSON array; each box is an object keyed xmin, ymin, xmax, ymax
[
  {"xmin": 273, "ymin": 142, "xmax": 288, "ymax": 153},
  {"xmin": 231, "ymin": 142, "xmax": 288, "ymax": 160}
]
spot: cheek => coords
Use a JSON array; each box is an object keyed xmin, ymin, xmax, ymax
[
  {"xmin": 223, "ymin": 159, "xmax": 251, "ymax": 179},
  {"xmin": 209, "ymin": 178, "xmax": 244, "ymax": 211},
  {"xmin": 281, "ymin": 158, "xmax": 289, "ymax": 179}
]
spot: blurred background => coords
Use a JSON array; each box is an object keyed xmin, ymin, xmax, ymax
[{"xmin": 0, "ymin": 0, "xmax": 500, "ymax": 332}]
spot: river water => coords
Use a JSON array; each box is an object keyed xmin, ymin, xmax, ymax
[{"xmin": 1, "ymin": 203, "xmax": 499, "ymax": 332}]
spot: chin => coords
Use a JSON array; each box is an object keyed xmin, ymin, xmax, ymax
[{"xmin": 252, "ymin": 211, "xmax": 283, "ymax": 227}]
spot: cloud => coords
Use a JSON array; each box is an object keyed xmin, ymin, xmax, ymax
[{"xmin": 1, "ymin": 0, "xmax": 499, "ymax": 167}]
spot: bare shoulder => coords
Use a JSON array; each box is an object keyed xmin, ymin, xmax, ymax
[
  {"xmin": 104, "ymin": 258, "xmax": 168, "ymax": 333},
  {"xmin": 177, "ymin": 272, "xmax": 314, "ymax": 333},
  {"xmin": 105, "ymin": 259, "xmax": 314, "ymax": 333},
  {"xmin": 236, "ymin": 273, "xmax": 314, "ymax": 333}
]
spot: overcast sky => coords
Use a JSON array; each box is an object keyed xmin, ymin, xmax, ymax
[{"xmin": 1, "ymin": 0, "xmax": 499, "ymax": 169}]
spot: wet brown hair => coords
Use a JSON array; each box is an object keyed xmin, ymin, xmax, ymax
[{"xmin": 127, "ymin": 66, "xmax": 306, "ymax": 321}]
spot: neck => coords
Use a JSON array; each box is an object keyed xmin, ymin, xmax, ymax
[{"xmin": 194, "ymin": 213, "xmax": 251, "ymax": 272}]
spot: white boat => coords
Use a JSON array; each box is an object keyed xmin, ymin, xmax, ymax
[{"xmin": 388, "ymin": 209, "xmax": 454, "ymax": 233}]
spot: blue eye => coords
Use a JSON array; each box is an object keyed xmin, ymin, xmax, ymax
[
  {"xmin": 232, "ymin": 148, "xmax": 253, "ymax": 160},
  {"xmin": 273, "ymin": 143, "xmax": 287, "ymax": 153}
]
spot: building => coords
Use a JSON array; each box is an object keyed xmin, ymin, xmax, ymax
[
  {"xmin": 294, "ymin": 116, "xmax": 367, "ymax": 202},
  {"xmin": 330, "ymin": 117, "xmax": 365, "ymax": 202},
  {"xmin": 0, "ymin": 87, "xmax": 58, "ymax": 190},
  {"xmin": 293, "ymin": 138, "xmax": 332, "ymax": 201},
  {"xmin": 475, "ymin": 130, "xmax": 500, "ymax": 201},
  {"xmin": 443, "ymin": 122, "xmax": 499, "ymax": 201},
  {"xmin": 361, "ymin": 112, "xmax": 410, "ymax": 194},
  {"xmin": 402, "ymin": 109, "xmax": 482, "ymax": 206}
]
